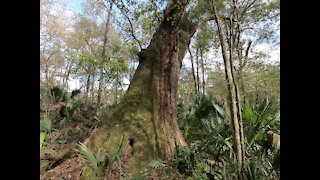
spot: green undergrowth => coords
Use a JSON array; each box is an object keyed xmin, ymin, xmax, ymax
[
  {"xmin": 172, "ymin": 94, "xmax": 280, "ymax": 179},
  {"xmin": 40, "ymin": 86, "xmax": 280, "ymax": 179}
]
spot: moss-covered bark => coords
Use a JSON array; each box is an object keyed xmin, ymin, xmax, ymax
[
  {"xmin": 84, "ymin": 0, "xmax": 215, "ymax": 175},
  {"xmin": 88, "ymin": 51, "xmax": 165, "ymax": 170},
  {"xmin": 88, "ymin": 30, "xmax": 188, "ymax": 172}
]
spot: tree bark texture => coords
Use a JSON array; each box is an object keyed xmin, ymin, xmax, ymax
[{"xmin": 86, "ymin": 0, "xmax": 214, "ymax": 173}]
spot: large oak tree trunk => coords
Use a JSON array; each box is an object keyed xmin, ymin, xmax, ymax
[{"xmin": 85, "ymin": 0, "xmax": 211, "ymax": 173}]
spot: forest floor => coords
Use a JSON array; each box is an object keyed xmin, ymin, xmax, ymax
[
  {"xmin": 40, "ymin": 105, "xmax": 166, "ymax": 180},
  {"xmin": 41, "ymin": 157, "xmax": 162, "ymax": 180}
]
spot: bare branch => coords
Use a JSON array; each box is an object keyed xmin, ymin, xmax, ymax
[
  {"xmin": 109, "ymin": 0, "xmax": 142, "ymax": 50},
  {"xmin": 240, "ymin": 0, "xmax": 258, "ymax": 18},
  {"xmin": 243, "ymin": 40, "xmax": 252, "ymax": 67},
  {"xmin": 83, "ymin": 38, "xmax": 99, "ymax": 58},
  {"xmin": 151, "ymin": 0, "xmax": 162, "ymax": 22}
]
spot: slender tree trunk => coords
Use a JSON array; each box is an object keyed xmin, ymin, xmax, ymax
[
  {"xmin": 63, "ymin": 60, "xmax": 73, "ymax": 90},
  {"xmin": 85, "ymin": 69, "xmax": 91, "ymax": 105},
  {"xmin": 188, "ymin": 46, "xmax": 198, "ymax": 93},
  {"xmin": 95, "ymin": 68, "xmax": 105, "ymax": 114},
  {"xmin": 115, "ymin": 70, "xmax": 119, "ymax": 105},
  {"xmin": 200, "ymin": 48, "xmax": 206, "ymax": 94},
  {"xmin": 237, "ymin": 45, "xmax": 250, "ymax": 103},
  {"xmin": 212, "ymin": 4, "xmax": 243, "ymax": 168},
  {"xmin": 229, "ymin": 0, "xmax": 246, "ymax": 165},
  {"xmin": 196, "ymin": 47, "xmax": 200, "ymax": 93},
  {"xmin": 103, "ymin": 78, "xmax": 109, "ymax": 106},
  {"xmin": 238, "ymin": 71, "xmax": 246, "ymax": 103},
  {"xmin": 90, "ymin": 67, "xmax": 95, "ymax": 103},
  {"xmin": 96, "ymin": 3, "xmax": 113, "ymax": 116}
]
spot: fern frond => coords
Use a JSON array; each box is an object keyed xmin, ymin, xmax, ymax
[
  {"xmin": 148, "ymin": 160, "xmax": 165, "ymax": 169},
  {"xmin": 40, "ymin": 133, "xmax": 46, "ymax": 150},
  {"xmin": 40, "ymin": 116, "xmax": 52, "ymax": 132},
  {"xmin": 76, "ymin": 142, "xmax": 98, "ymax": 169}
]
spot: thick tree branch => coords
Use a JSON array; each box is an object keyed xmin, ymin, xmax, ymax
[{"xmin": 189, "ymin": 15, "xmax": 215, "ymax": 36}]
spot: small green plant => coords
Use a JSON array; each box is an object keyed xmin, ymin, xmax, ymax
[
  {"xmin": 178, "ymin": 94, "xmax": 226, "ymax": 141},
  {"xmin": 75, "ymin": 142, "xmax": 106, "ymax": 178},
  {"xmin": 76, "ymin": 135, "xmax": 124, "ymax": 179},
  {"xmin": 65, "ymin": 100, "xmax": 83, "ymax": 123},
  {"xmin": 243, "ymin": 158, "xmax": 258, "ymax": 180},
  {"xmin": 50, "ymin": 86, "xmax": 67, "ymax": 103},
  {"xmin": 273, "ymin": 149, "xmax": 280, "ymax": 171},
  {"xmin": 242, "ymin": 102, "xmax": 280, "ymax": 149},
  {"xmin": 170, "ymin": 144, "xmax": 218, "ymax": 180},
  {"xmin": 106, "ymin": 135, "xmax": 124, "ymax": 171},
  {"xmin": 40, "ymin": 132, "xmax": 46, "ymax": 150},
  {"xmin": 40, "ymin": 116, "xmax": 52, "ymax": 132},
  {"xmin": 148, "ymin": 159, "xmax": 165, "ymax": 169},
  {"xmin": 124, "ymin": 162, "xmax": 153, "ymax": 180}
]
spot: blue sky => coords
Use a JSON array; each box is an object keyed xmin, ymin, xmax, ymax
[{"xmin": 69, "ymin": 0, "xmax": 85, "ymax": 14}]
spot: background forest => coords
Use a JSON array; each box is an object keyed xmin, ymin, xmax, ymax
[{"xmin": 40, "ymin": 0, "xmax": 280, "ymax": 179}]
